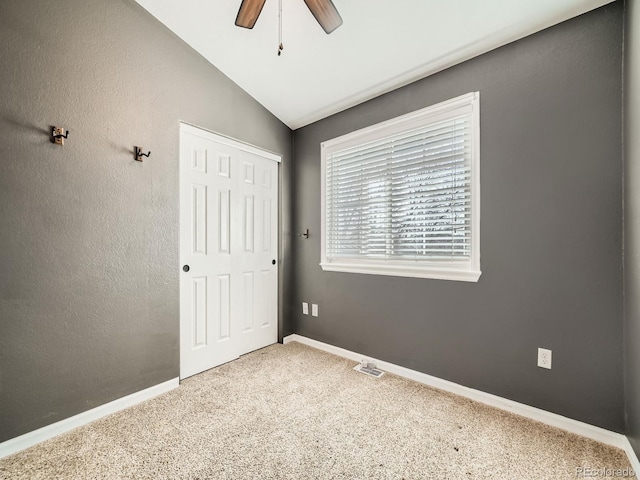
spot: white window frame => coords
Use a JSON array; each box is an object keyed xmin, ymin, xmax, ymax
[{"xmin": 320, "ymin": 92, "xmax": 481, "ymax": 282}]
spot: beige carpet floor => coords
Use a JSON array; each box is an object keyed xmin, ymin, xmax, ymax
[{"xmin": 0, "ymin": 341, "xmax": 633, "ymax": 479}]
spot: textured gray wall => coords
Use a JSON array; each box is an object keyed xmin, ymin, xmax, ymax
[
  {"xmin": 0, "ymin": 0, "xmax": 293, "ymax": 442},
  {"xmin": 624, "ymin": 0, "xmax": 640, "ymax": 457},
  {"xmin": 293, "ymin": 4, "xmax": 624, "ymax": 431}
]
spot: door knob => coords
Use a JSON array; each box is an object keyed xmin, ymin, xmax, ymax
[
  {"xmin": 272, "ymin": 259, "xmax": 276, "ymax": 265},
  {"xmin": 182, "ymin": 265, "xmax": 190, "ymax": 272}
]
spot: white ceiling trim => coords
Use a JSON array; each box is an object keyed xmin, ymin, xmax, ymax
[{"xmin": 135, "ymin": 0, "xmax": 616, "ymax": 130}]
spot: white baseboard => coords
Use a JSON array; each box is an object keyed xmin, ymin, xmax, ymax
[
  {"xmin": 623, "ymin": 437, "xmax": 640, "ymax": 475},
  {"xmin": 0, "ymin": 378, "xmax": 179, "ymax": 460},
  {"xmin": 284, "ymin": 335, "xmax": 629, "ymax": 452}
]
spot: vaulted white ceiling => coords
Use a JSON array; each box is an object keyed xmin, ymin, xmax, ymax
[{"xmin": 135, "ymin": 0, "xmax": 614, "ymax": 129}]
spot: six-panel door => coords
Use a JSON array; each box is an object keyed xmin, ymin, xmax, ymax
[{"xmin": 180, "ymin": 125, "xmax": 278, "ymax": 379}]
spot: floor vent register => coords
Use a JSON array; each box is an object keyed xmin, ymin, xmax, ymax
[{"xmin": 354, "ymin": 361, "xmax": 385, "ymax": 378}]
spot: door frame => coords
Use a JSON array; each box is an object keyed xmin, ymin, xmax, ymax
[
  {"xmin": 180, "ymin": 123, "xmax": 282, "ymax": 164},
  {"xmin": 178, "ymin": 122, "xmax": 282, "ymax": 379}
]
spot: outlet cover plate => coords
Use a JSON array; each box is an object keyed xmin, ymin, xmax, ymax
[
  {"xmin": 538, "ymin": 348, "xmax": 552, "ymax": 369},
  {"xmin": 312, "ymin": 304, "xmax": 318, "ymax": 317},
  {"xmin": 302, "ymin": 302, "xmax": 309, "ymax": 315}
]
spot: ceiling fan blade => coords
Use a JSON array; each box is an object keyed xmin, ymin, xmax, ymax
[
  {"xmin": 235, "ymin": 0, "xmax": 267, "ymax": 29},
  {"xmin": 303, "ymin": 0, "xmax": 343, "ymax": 34}
]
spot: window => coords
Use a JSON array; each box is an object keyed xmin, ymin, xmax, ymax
[{"xmin": 321, "ymin": 92, "xmax": 481, "ymax": 282}]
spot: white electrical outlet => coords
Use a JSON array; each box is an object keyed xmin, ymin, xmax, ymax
[
  {"xmin": 302, "ymin": 302, "xmax": 309, "ymax": 315},
  {"xmin": 311, "ymin": 304, "xmax": 318, "ymax": 317},
  {"xmin": 538, "ymin": 348, "xmax": 552, "ymax": 369}
]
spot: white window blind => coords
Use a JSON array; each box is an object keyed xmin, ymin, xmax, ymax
[{"xmin": 321, "ymin": 92, "xmax": 481, "ymax": 282}]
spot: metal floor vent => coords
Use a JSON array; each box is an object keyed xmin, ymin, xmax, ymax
[{"xmin": 354, "ymin": 362, "xmax": 385, "ymax": 378}]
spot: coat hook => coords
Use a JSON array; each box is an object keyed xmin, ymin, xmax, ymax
[
  {"xmin": 135, "ymin": 146, "xmax": 151, "ymax": 162},
  {"xmin": 52, "ymin": 126, "xmax": 69, "ymax": 146},
  {"xmin": 298, "ymin": 228, "xmax": 309, "ymax": 239}
]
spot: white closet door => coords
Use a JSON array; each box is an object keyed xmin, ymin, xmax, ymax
[
  {"xmin": 180, "ymin": 125, "xmax": 279, "ymax": 379},
  {"xmin": 234, "ymin": 150, "xmax": 278, "ymax": 354}
]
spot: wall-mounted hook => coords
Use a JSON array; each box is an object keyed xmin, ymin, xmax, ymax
[
  {"xmin": 52, "ymin": 126, "xmax": 69, "ymax": 146},
  {"xmin": 298, "ymin": 228, "xmax": 309, "ymax": 239},
  {"xmin": 135, "ymin": 146, "xmax": 151, "ymax": 162}
]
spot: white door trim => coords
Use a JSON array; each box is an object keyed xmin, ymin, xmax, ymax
[{"xmin": 180, "ymin": 123, "xmax": 282, "ymax": 163}]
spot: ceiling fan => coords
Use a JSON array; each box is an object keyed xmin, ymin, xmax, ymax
[{"xmin": 235, "ymin": 0, "xmax": 343, "ymax": 34}]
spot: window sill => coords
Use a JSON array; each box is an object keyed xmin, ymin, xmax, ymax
[{"xmin": 320, "ymin": 262, "xmax": 481, "ymax": 282}]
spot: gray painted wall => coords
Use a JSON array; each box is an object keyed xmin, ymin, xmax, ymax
[
  {"xmin": 624, "ymin": 0, "xmax": 640, "ymax": 457},
  {"xmin": 0, "ymin": 0, "xmax": 293, "ymax": 442},
  {"xmin": 293, "ymin": 4, "xmax": 624, "ymax": 431}
]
